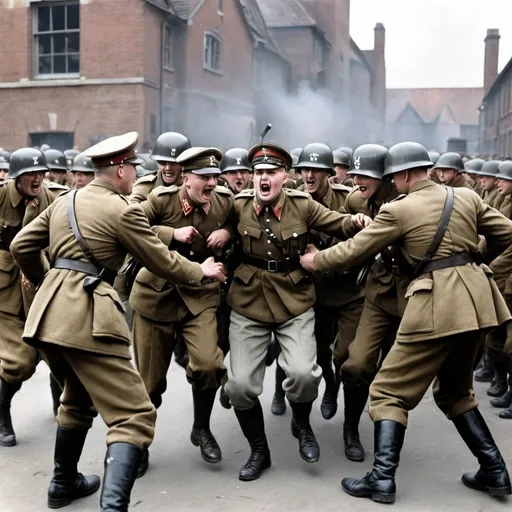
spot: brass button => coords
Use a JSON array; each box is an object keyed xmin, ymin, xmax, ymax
[{"xmin": 244, "ymin": 230, "xmax": 248, "ymax": 235}]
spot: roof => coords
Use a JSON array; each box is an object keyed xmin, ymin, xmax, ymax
[
  {"xmin": 255, "ymin": 0, "xmax": 316, "ymax": 28},
  {"xmin": 386, "ymin": 87, "xmax": 483, "ymax": 126},
  {"xmin": 144, "ymin": 0, "xmax": 177, "ymax": 14},
  {"xmin": 350, "ymin": 38, "xmax": 373, "ymax": 75},
  {"xmin": 168, "ymin": 0, "xmax": 203, "ymax": 19},
  {"xmin": 483, "ymin": 54, "xmax": 512, "ymax": 102}
]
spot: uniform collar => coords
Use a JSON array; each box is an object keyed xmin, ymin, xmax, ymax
[
  {"xmin": 451, "ymin": 173, "xmax": 466, "ymax": 188},
  {"xmin": 179, "ymin": 186, "xmax": 211, "ymax": 216},
  {"xmin": 9, "ymin": 180, "xmax": 25, "ymax": 208},
  {"xmin": 410, "ymin": 179, "xmax": 437, "ymax": 193},
  {"xmin": 254, "ymin": 189, "xmax": 286, "ymax": 220},
  {"xmin": 89, "ymin": 177, "xmax": 122, "ymax": 195},
  {"xmin": 317, "ymin": 183, "xmax": 334, "ymax": 208}
]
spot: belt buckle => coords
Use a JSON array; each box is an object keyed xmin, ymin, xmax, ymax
[{"xmin": 267, "ymin": 260, "xmax": 278, "ymax": 273}]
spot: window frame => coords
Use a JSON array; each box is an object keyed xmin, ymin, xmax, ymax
[
  {"xmin": 203, "ymin": 31, "xmax": 222, "ymax": 74},
  {"xmin": 163, "ymin": 22, "xmax": 175, "ymax": 72},
  {"xmin": 32, "ymin": 0, "xmax": 80, "ymax": 80}
]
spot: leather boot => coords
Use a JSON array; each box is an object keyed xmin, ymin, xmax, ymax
[
  {"xmin": 343, "ymin": 385, "xmax": 369, "ymax": 462},
  {"xmin": 219, "ymin": 386, "xmax": 231, "ymax": 410},
  {"xmin": 475, "ymin": 355, "xmax": 494, "ymax": 383},
  {"xmin": 234, "ymin": 401, "xmax": 271, "ymax": 481},
  {"xmin": 190, "ymin": 388, "xmax": 222, "ymax": 463},
  {"xmin": 0, "ymin": 378, "xmax": 21, "ymax": 447},
  {"xmin": 499, "ymin": 404, "xmax": 512, "ymax": 419},
  {"xmin": 320, "ymin": 363, "xmax": 340, "ymax": 420},
  {"xmin": 452, "ymin": 408, "xmax": 511, "ymax": 496},
  {"xmin": 271, "ymin": 364, "xmax": 287, "ymax": 416},
  {"xmin": 50, "ymin": 374, "xmax": 62, "ymax": 418},
  {"xmin": 487, "ymin": 362, "xmax": 508, "ymax": 397},
  {"xmin": 290, "ymin": 401, "xmax": 319, "ymax": 463},
  {"xmin": 490, "ymin": 389, "xmax": 512, "ymax": 408},
  {"xmin": 136, "ymin": 449, "xmax": 149, "ymax": 479},
  {"xmin": 265, "ymin": 339, "xmax": 278, "ymax": 367},
  {"xmin": 100, "ymin": 443, "xmax": 143, "ymax": 512},
  {"xmin": 341, "ymin": 420, "xmax": 406, "ymax": 504},
  {"xmin": 47, "ymin": 427, "xmax": 100, "ymax": 509}
]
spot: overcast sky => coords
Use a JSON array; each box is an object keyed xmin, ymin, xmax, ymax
[{"xmin": 350, "ymin": 0, "xmax": 512, "ymax": 89}]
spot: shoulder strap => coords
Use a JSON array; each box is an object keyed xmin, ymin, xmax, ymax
[
  {"xmin": 413, "ymin": 186, "xmax": 454, "ymax": 278},
  {"xmin": 66, "ymin": 189, "xmax": 101, "ymax": 267}
]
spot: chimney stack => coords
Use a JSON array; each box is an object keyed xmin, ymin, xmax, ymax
[{"xmin": 484, "ymin": 28, "xmax": 500, "ymax": 94}]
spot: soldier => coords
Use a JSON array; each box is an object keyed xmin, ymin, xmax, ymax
[
  {"xmin": 294, "ymin": 143, "xmax": 364, "ymax": 420},
  {"xmin": 337, "ymin": 144, "xmax": 405, "ymax": 463},
  {"xmin": 0, "ymin": 156, "xmax": 8, "ymax": 182},
  {"xmin": 224, "ymin": 142, "xmax": 371, "ymax": 481},
  {"xmin": 45, "ymin": 149, "xmax": 74, "ymax": 188},
  {"xmin": 0, "ymin": 148, "xmax": 54, "ymax": 446},
  {"xmin": 130, "ymin": 132, "xmax": 191, "ymax": 204},
  {"xmin": 427, "ymin": 151, "xmax": 440, "ymax": 183},
  {"xmin": 434, "ymin": 152, "xmax": 473, "ymax": 189},
  {"xmin": 11, "ymin": 132, "xmax": 225, "ymax": 510},
  {"xmin": 474, "ymin": 160, "xmax": 505, "ymax": 210},
  {"xmin": 287, "ymin": 148, "xmax": 303, "ymax": 183},
  {"xmin": 219, "ymin": 148, "xmax": 251, "ymax": 194},
  {"xmin": 130, "ymin": 147, "xmax": 232, "ymax": 473},
  {"xmin": 464, "ymin": 158, "xmax": 486, "ymax": 198},
  {"xmin": 331, "ymin": 148, "xmax": 353, "ymax": 187},
  {"xmin": 70, "ymin": 152, "xmax": 95, "ymax": 189},
  {"xmin": 301, "ymin": 141, "xmax": 512, "ymax": 503}
]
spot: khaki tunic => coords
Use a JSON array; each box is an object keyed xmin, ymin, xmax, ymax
[
  {"xmin": 129, "ymin": 170, "xmax": 183, "ymax": 204},
  {"xmin": 0, "ymin": 180, "xmax": 54, "ymax": 382},
  {"xmin": 451, "ymin": 173, "xmax": 474, "ymax": 190},
  {"xmin": 228, "ymin": 188, "xmax": 359, "ymax": 323},
  {"xmin": 483, "ymin": 185, "xmax": 504, "ymax": 210}
]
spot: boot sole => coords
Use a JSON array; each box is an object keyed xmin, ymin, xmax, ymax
[
  {"xmin": 47, "ymin": 481, "xmax": 101, "ymax": 509},
  {"xmin": 239, "ymin": 461, "xmax": 272, "ymax": 481},
  {"xmin": 0, "ymin": 438, "xmax": 16, "ymax": 447},
  {"xmin": 345, "ymin": 450, "xmax": 365, "ymax": 462},
  {"xmin": 190, "ymin": 433, "xmax": 222, "ymax": 464},
  {"xmin": 461, "ymin": 477, "xmax": 512, "ymax": 496},
  {"xmin": 342, "ymin": 486, "xmax": 395, "ymax": 503}
]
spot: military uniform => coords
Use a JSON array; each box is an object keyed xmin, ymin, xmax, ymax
[
  {"xmin": 225, "ymin": 142, "xmax": 362, "ymax": 481},
  {"xmin": 435, "ymin": 153, "xmax": 474, "ymax": 190},
  {"xmin": 316, "ymin": 142, "xmax": 512, "ymax": 504},
  {"xmin": 0, "ymin": 149, "xmax": 54, "ymax": 447},
  {"xmin": 11, "ymin": 132, "xmax": 206, "ymax": 510}
]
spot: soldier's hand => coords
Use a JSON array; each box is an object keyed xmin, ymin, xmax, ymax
[
  {"xmin": 200, "ymin": 257, "xmax": 227, "ymax": 283},
  {"xmin": 300, "ymin": 244, "xmax": 319, "ymax": 272},
  {"xmin": 352, "ymin": 213, "xmax": 372, "ymax": 229},
  {"xmin": 207, "ymin": 229, "xmax": 231, "ymax": 249},
  {"xmin": 174, "ymin": 226, "xmax": 199, "ymax": 244}
]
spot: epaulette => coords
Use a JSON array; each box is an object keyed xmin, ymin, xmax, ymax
[
  {"xmin": 135, "ymin": 173, "xmax": 157, "ymax": 185},
  {"xmin": 284, "ymin": 188, "xmax": 309, "ymax": 198},
  {"xmin": 214, "ymin": 185, "xmax": 233, "ymax": 196},
  {"xmin": 154, "ymin": 185, "xmax": 179, "ymax": 196},
  {"xmin": 235, "ymin": 189, "xmax": 255, "ymax": 199},
  {"xmin": 331, "ymin": 183, "xmax": 352, "ymax": 193},
  {"xmin": 388, "ymin": 194, "xmax": 407, "ymax": 203},
  {"xmin": 48, "ymin": 183, "xmax": 70, "ymax": 191}
]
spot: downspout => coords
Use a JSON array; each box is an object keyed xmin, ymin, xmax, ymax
[{"xmin": 160, "ymin": 17, "xmax": 166, "ymax": 135}]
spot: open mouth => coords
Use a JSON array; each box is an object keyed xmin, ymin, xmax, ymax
[
  {"xmin": 163, "ymin": 171, "xmax": 176, "ymax": 180},
  {"xmin": 203, "ymin": 188, "xmax": 214, "ymax": 198},
  {"xmin": 260, "ymin": 183, "xmax": 271, "ymax": 194},
  {"xmin": 305, "ymin": 178, "xmax": 316, "ymax": 190}
]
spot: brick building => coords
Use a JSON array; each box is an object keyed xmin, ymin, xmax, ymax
[
  {"xmin": 479, "ymin": 30, "xmax": 512, "ymax": 157},
  {"xmin": 0, "ymin": 0, "xmax": 385, "ymax": 151}
]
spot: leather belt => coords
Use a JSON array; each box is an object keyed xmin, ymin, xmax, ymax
[
  {"xmin": 52, "ymin": 258, "xmax": 117, "ymax": 286},
  {"xmin": 243, "ymin": 255, "xmax": 301, "ymax": 273},
  {"xmin": 420, "ymin": 252, "xmax": 476, "ymax": 274}
]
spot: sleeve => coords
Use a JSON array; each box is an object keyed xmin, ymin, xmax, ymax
[
  {"xmin": 315, "ymin": 205, "xmax": 402, "ymax": 272},
  {"xmin": 10, "ymin": 207, "xmax": 52, "ymax": 286},
  {"xmin": 117, "ymin": 204, "xmax": 203, "ymax": 285},
  {"xmin": 307, "ymin": 197, "xmax": 360, "ymax": 239},
  {"xmin": 129, "ymin": 183, "xmax": 148, "ymax": 204},
  {"xmin": 141, "ymin": 192, "xmax": 175, "ymax": 246}
]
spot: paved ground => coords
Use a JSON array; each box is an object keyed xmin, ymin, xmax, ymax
[{"xmin": 1, "ymin": 360, "xmax": 511, "ymax": 512}]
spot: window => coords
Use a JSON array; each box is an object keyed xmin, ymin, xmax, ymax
[
  {"xmin": 150, "ymin": 114, "xmax": 157, "ymax": 136},
  {"xmin": 163, "ymin": 23, "xmax": 174, "ymax": 70},
  {"xmin": 204, "ymin": 32, "xmax": 222, "ymax": 73},
  {"xmin": 33, "ymin": 2, "xmax": 80, "ymax": 78},
  {"xmin": 30, "ymin": 131, "xmax": 74, "ymax": 151}
]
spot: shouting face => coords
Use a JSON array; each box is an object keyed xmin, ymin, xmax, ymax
[
  {"xmin": 158, "ymin": 161, "xmax": 182, "ymax": 185},
  {"xmin": 223, "ymin": 170, "xmax": 250, "ymax": 193},
  {"xmin": 253, "ymin": 167, "xmax": 287, "ymax": 205},
  {"xmin": 353, "ymin": 174, "xmax": 381, "ymax": 200},
  {"xmin": 301, "ymin": 168, "xmax": 330, "ymax": 199},
  {"xmin": 17, "ymin": 171, "xmax": 45, "ymax": 197},
  {"xmin": 183, "ymin": 173, "xmax": 217, "ymax": 204}
]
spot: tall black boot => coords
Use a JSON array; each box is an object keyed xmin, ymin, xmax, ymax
[
  {"xmin": 0, "ymin": 377, "xmax": 21, "ymax": 447},
  {"xmin": 290, "ymin": 401, "xmax": 320, "ymax": 463},
  {"xmin": 475, "ymin": 354, "xmax": 494, "ymax": 383},
  {"xmin": 234, "ymin": 401, "xmax": 271, "ymax": 481},
  {"xmin": 219, "ymin": 386, "xmax": 231, "ymax": 410},
  {"xmin": 136, "ymin": 449, "xmax": 149, "ymax": 479},
  {"xmin": 452, "ymin": 408, "xmax": 511, "ymax": 496},
  {"xmin": 50, "ymin": 374, "xmax": 62, "ymax": 418},
  {"xmin": 341, "ymin": 420, "xmax": 406, "ymax": 504},
  {"xmin": 320, "ymin": 362, "xmax": 340, "ymax": 420},
  {"xmin": 487, "ymin": 361, "xmax": 508, "ymax": 397},
  {"xmin": 47, "ymin": 427, "xmax": 101, "ymax": 509},
  {"xmin": 343, "ymin": 385, "xmax": 369, "ymax": 462},
  {"xmin": 190, "ymin": 388, "xmax": 222, "ymax": 463},
  {"xmin": 100, "ymin": 443, "xmax": 143, "ymax": 512},
  {"xmin": 271, "ymin": 364, "xmax": 287, "ymax": 416}
]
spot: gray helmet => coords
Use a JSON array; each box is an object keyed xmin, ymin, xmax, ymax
[
  {"xmin": 337, "ymin": 146, "xmax": 353, "ymax": 159},
  {"xmin": 8, "ymin": 147, "xmax": 48, "ymax": 179},
  {"xmin": 44, "ymin": 149, "xmax": 67, "ymax": 171},
  {"xmin": 348, "ymin": 144, "xmax": 388, "ymax": 179},
  {"xmin": 433, "ymin": 152, "xmax": 464, "ymax": 172},
  {"xmin": 150, "ymin": 132, "xmax": 191, "ymax": 162},
  {"xmin": 71, "ymin": 152, "xmax": 94, "ymax": 173},
  {"xmin": 136, "ymin": 153, "xmax": 159, "ymax": 173},
  {"xmin": 295, "ymin": 143, "xmax": 334, "ymax": 175},
  {"xmin": 333, "ymin": 149, "xmax": 351, "ymax": 168},
  {"xmin": 0, "ymin": 150, "xmax": 11, "ymax": 162},
  {"xmin": 497, "ymin": 160, "xmax": 512, "ymax": 181},
  {"xmin": 383, "ymin": 142, "xmax": 433, "ymax": 177},
  {"xmin": 0, "ymin": 156, "xmax": 9, "ymax": 171},
  {"xmin": 428, "ymin": 151, "xmax": 440, "ymax": 164},
  {"xmin": 290, "ymin": 148, "xmax": 302, "ymax": 168},
  {"xmin": 221, "ymin": 148, "xmax": 250, "ymax": 173},
  {"xmin": 40, "ymin": 144, "xmax": 51, "ymax": 152},
  {"xmin": 464, "ymin": 158, "xmax": 485, "ymax": 175},
  {"xmin": 477, "ymin": 160, "xmax": 501, "ymax": 178}
]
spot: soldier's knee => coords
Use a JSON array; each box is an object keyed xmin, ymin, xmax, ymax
[
  {"xmin": 225, "ymin": 376, "xmax": 260, "ymax": 409},
  {"xmin": 286, "ymin": 362, "xmax": 322, "ymax": 390}
]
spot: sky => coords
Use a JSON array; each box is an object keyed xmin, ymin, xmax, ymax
[{"xmin": 350, "ymin": 0, "xmax": 512, "ymax": 89}]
